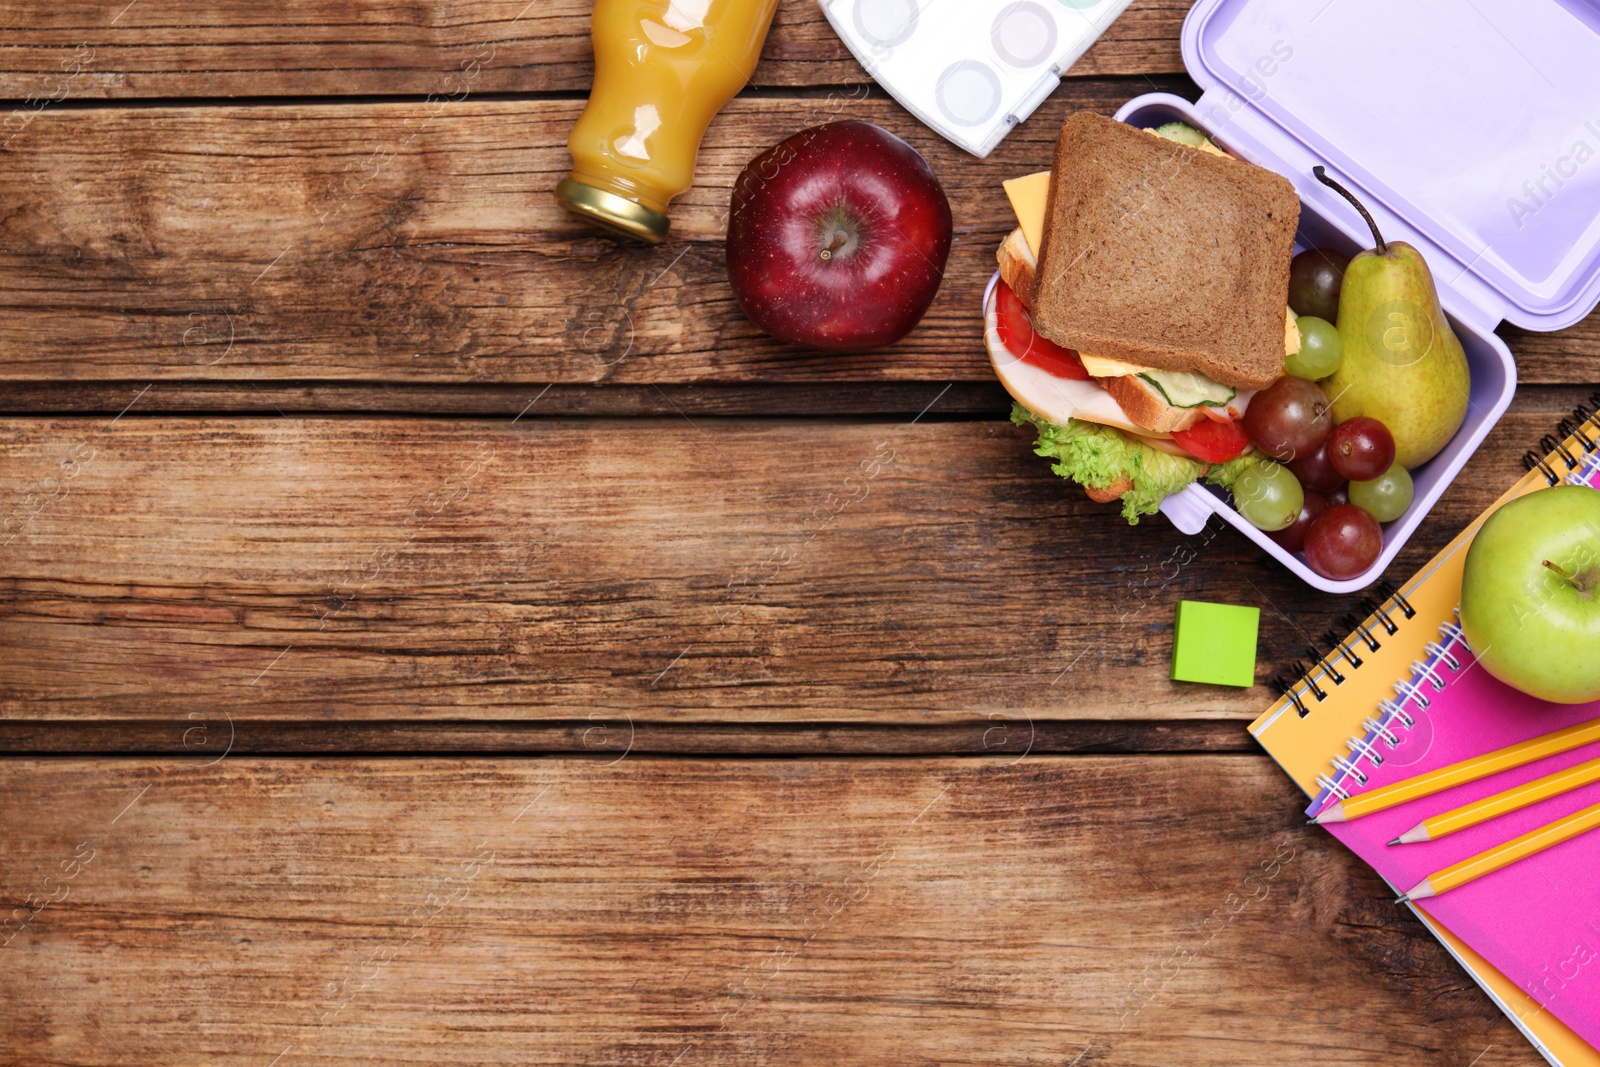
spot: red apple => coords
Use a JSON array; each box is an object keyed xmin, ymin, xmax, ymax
[{"xmin": 726, "ymin": 120, "xmax": 952, "ymax": 352}]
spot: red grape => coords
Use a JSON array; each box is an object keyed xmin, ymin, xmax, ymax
[
  {"xmin": 1287, "ymin": 439, "xmax": 1346, "ymax": 496},
  {"xmin": 1288, "ymin": 248, "xmax": 1351, "ymax": 323},
  {"xmin": 1328, "ymin": 416, "xmax": 1396, "ymax": 482},
  {"xmin": 1268, "ymin": 491, "xmax": 1329, "ymax": 554},
  {"xmin": 1327, "ymin": 485, "xmax": 1350, "ymax": 508},
  {"xmin": 1304, "ymin": 504, "xmax": 1383, "ymax": 580},
  {"xmin": 1243, "ymin": 377, "xmax": 1334, "ymax": 463}
]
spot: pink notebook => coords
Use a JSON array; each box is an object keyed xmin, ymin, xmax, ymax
[{"xmin": 1315, "ymin": 629, "xmax": 1600, "ymax": 1045}]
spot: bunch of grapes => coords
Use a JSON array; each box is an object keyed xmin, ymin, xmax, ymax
[{"xmin": 1234, "ymin": 377, "xmax": 1413, "ymax": 580}]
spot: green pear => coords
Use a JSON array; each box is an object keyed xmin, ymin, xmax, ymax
[{"xmin": 1314, "ymin": 168, "xmax": 1470, "ymax": 471}]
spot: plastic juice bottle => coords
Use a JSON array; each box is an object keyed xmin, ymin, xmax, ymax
[{"xmin": 556, "ymin": 0, "xmax": 780, "ymax": 244}]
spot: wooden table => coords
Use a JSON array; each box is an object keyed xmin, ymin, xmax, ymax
[{"xmin": 1, "ymin": 3, "xmax": 1592, "ymax": 1062}]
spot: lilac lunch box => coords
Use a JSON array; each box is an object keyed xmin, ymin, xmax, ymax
[{"xmin": 995, "ymin": 0, "xmax": 1600, "ymax": 593}]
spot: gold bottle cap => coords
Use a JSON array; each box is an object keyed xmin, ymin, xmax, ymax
[{"xmin": 555, "ymin": 179, "xmax": 669, "ymax": 244}]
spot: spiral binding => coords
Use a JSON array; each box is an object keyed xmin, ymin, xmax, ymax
[
  {"xmin": 1268, "ymin": 580, "xmax": 1409, "ymax": 719},
  {"xmin": 1311, "ymin": 617, "xmax": 1469, "ymax": 804},
  {"xmin": 1522, "ymin": 390, "xmax": 1600, "ymax": 486}
]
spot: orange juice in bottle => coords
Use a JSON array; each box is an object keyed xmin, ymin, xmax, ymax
[{"xmin": 556, "ymin": 0, "xmax": 780, "ymax": 244}]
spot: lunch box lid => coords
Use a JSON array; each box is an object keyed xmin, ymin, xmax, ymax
[{"xmin": 1182, "ymin": 0, "xmax": 1600, "ymax": 333}]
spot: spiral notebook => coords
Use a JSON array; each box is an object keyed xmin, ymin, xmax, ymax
[{"xmin": 1251, "ymin": 392, "xmax": 1600, "ymax": 1067}]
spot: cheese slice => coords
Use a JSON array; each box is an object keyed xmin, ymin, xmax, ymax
[
  {"xmin": 1285, "ymin": 308, "xmax": 1301, "ymax": 355},
  {"xmin": 1077, "ymin": 352, "xmax": 1157, "ymax": 379},
  {"xmin": 1002, "ymin": 171, "xmax": 1050, "ymax": 261}
]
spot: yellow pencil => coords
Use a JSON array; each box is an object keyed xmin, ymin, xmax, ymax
[
  {"xmin": 1389, "ymin": 755, "xmax": 1600, "ymax": 844},
  {"xmin": 1397, "ymin": 800, "xmax": 1600, "ymax": 902},
  {"xmin": 1313, "ymin": 717, "xmax": 1600, "ymax": 825}
]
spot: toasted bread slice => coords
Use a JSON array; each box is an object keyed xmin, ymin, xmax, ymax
[
  {"xmin": 1032, "ymin": 112, "xmax": 1299, "ymax": 391},
  {"xmin": 1101, "ymin": 374, "xmax": 1206, "ymax": 433},
  {"xmin": 996, "ymin": 227, "xmax": 1036, "ymax": 304}
]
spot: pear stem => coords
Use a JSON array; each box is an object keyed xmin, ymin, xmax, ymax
[
  {"xmin": 1313, "ymin": 165, "xmax": 1388, "ymax": 256},
  {"xmin": 1544, "ymin": 559, "xmax": 1583, "ymax": 591},
  {"xmin": 818, "ymin": 232, "xmax": 848, "ymax": 262}
]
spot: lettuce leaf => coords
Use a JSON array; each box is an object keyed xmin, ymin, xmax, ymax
[
  {"xmin": 1011, "ymin": 405, "xmax": 1207, "ymax": 524},
  {"xmin": 1204, "ymin": 450, "xmax": 1264, "ymax": 490}
]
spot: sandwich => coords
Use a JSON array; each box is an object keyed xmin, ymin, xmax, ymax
[{"xmin": 986, "ymin": 111, "xmax": 1302, "ymax": 521}]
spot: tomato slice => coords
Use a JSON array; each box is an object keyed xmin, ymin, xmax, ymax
[
  {"xmin": 1171, "ymin": 418, "xmax": 1251, "ymax": 464},
  {"xmin": 994, "ymin": 280, "xmax": 1090, "ymax": 380}
]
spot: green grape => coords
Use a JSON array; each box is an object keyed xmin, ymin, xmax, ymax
[
  {"xmin": 1233, "ymin": 461, "xmax": 1305, "ymax": 532},
  {"xmin": 1348, "ymin": 465, "xmax": 1414, "ymax": 523},
  {"xmin": 1286, "ymin": 315, "xmax": 1343, "ymax": 380}
]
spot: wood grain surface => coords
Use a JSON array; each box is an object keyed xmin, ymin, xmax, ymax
[
  {"xmin": 0, "ymin": 717, "xmax": 1257, "ymax": 755},
  {"xmin": 0, "ymin": 0, "xmax": 1187, "ymax": 99},
  {"xmin": 3, "ymin": 89, "xmax": 1595, "ymax": 390},
  {"xmin": 1, "ymin": 387, "xmax": 1588, "ymax": 724},
  {"xmin": 0, "ymin": 756, "xmax": 1539, "ymax": 1066},
  {"xmin": 2, "ymin": 0, "xmax": 1596, "ymax": 1057},
  {"xmin": 0, "ymin": 89, "xmax": 1130, "ymax": 386},
  {"xmin": 0, "ymin": 381, "xmax": 1016, "ymax": 417}
]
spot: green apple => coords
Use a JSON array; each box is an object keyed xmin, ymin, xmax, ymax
[{"xmin": 1460, "ymin": 485, "xmax": 1600, "ymax": 704}]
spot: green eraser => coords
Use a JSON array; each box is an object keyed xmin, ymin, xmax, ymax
[{"xmin": 1172, "ymin": 600, "xmax": 1260, "ymax": 687}]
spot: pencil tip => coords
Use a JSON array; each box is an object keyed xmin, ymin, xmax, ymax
[
  {"xmin": 1387, "ymin": 837, "xmax": 1402, "ymax": 846},
  {"xmin": 1395, "ymin": 894, "xmax": 1411, "ymax": 905}
]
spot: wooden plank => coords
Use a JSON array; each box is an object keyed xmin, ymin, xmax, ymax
[
  {"xmin": 0, "ymin": 0, "xmax": 1188, "ymax": 100},
  {"xmin": 4, "ymin": 89, "xmax": 1596, "ymax": 389},
  {"xmin": 1, "ymin": 386, "xmax": 1586, "ymax": 724},
  {"xmin": 0, "ymin": 381, "xmax": 1016, "ymax": 417},
  {"xmin": 0, "ymin": 86, "xmax": 1593, "ymax": 388},
  {"xmin": 0, "ymin": 756, "xmax": 1539, "ymax": 1065},
  {"xmin": 0, "ymin": 91, "xmax": 1124, "ymax": 385},
  {"xmin": 1499, "ymin": 322, "xmax": 1600, "ymax": 379},
  {"xmin": 0, "ymin": 718, "xmax": 1256, "ymax": 755}
]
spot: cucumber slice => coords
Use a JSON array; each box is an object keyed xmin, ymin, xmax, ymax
[
  {"xmin": 1139, "ymin": 370, "xmax": 1236, "ymax": 409},
  {"xmin": 1153, "ymin": 122, "xmax": 1216, "ymax": 150}
]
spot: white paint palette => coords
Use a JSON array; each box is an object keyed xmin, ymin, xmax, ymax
[{"xmin": 818, "ymin": 0, "xmax": 1136, "ymax": 157}]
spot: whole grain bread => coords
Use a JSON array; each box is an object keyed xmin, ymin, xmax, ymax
[{"xmin": 1032, "ymin": 112, "xmax": 1299, "ymax": 391}]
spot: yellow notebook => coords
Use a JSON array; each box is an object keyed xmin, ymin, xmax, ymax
[{"xmin": 1251, "ymin": 393, "xmax": 1600, "ymax": 1067}]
